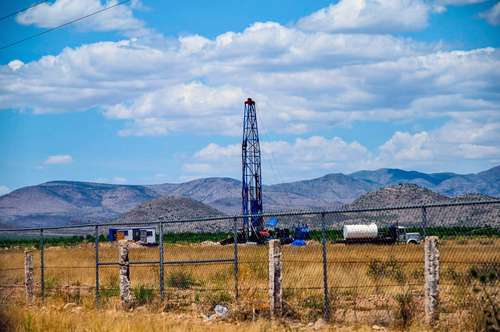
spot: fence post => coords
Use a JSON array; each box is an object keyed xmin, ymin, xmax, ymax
[
  {"xmin": 24, "ymin": 250, "xmax": 34, "ymax": 304},
  {"xmin": 233, "ymin": 217, "xmax": 239, "ymax": 301},
  {"xmin": 421, "ymin": 207, "xmax": 428, "ymax": 237},
  {"xmin": 424, "ymin": 236, "xmax": 440, "ymax": 326},
  {"xmin": 159, "ymin": 221, "xmax": 164, "ymax": 300},
  {"xmin": 95, "ymin": 225, "xmax": 99, "ymax": 308},
  {"xmin": 119, "ymin": 241, "xmax": 134, "ymax": 309},
  {"xmin": 321, "ymin": 213, "xmax": 331, "ymax": 321},
  {"xmin": 268, "ymin": 239, "xmax": 282, "ymax": 318},
  {"xmin": 39, "ymin": 228, "xmax": 44, "ymax": 302}
]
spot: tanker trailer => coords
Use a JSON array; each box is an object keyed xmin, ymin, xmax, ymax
[{"xmin": 340, "ymin": 224, "xmax": 421, "ymax": 244}]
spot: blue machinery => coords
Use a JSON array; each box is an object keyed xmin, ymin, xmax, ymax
[{"xmin": 241, "ymin": 98, "xmax": 263, "ymax": 240}]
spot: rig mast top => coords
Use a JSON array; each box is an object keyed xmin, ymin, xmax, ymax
[{"xmin": 242, "ymin": 98, "xmax": 263, "ymax": 238}]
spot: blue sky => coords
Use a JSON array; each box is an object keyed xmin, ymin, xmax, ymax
[{"xmin": 1, "ymin": 0, "xmax": 499, "ymax": 194}]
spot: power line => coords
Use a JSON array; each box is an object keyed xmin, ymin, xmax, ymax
[
  {"xmin": 0, "ymin": 0, "xmax": 131, "ymax": 51},
  {"xmin": 0, "ymin": 1, "xmax": 49, "ymax": 22}
]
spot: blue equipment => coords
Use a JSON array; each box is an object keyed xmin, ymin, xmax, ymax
[
  {"xmin": 291, "ymin": 239, "xmax": 306, "ymax": 246},
  {"xmin": 265, "ymin": 217, "xmax": 279, "ymax": 228},
  {"xmin": 242, "ymin": 98, "xmax": 263, "ymax": 240}
]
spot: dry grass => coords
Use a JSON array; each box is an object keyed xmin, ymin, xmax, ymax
[
  {"xmin": 0, "ymin": 304, "xmax": 434, "ymax": 332},
  {"xmin": 0, "ymin": 238, "xmax": 498, "ymax": 331}
]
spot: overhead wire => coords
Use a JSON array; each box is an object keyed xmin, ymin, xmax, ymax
[
  {"xmin": 0, "ymin": 0, "xmax": 131, "ymax": 51},
  {"xmin": 0, "ymin": 1, "xmax": 49, "ymax": 22}
]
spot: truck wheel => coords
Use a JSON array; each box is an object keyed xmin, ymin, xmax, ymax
[{"xmin": 407, "ymin": 240, "xmax": 418, "ymax": 244}]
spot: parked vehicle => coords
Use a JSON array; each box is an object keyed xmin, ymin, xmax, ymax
[
  {"xmin": 339, "ymin": 223, "xmax": 421, "ymax": 244},
  {"xmin": 108, "ymin": 227, "xmax": 156, "ymax": 245}
]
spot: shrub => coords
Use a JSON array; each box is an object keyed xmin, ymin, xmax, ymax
[
  {"xmin": 167, "ymin": 271, "xmax": 196, "ymax": 289},
  {"xmin": 367, "ymin": 257, "xmax": 406, "ymax": 285},
  {"xmin": 44, "ymin": 276, "xmax": 59, "ymax": 293},
  {"xmin": 393, "ymin": 290, "xmax": 415, "ymax": 328},
  {"xmin": 467, "ymin": 265, "xmax": 499, "ymax": 331},
  {"xmin": 133, "ymin": 285, "xmax": 154, "ymax": 305},
  {"xmin": 205, "ymin": 291, "xmax": 232, "ymax": 307}
]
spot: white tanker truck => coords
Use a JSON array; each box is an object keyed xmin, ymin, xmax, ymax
[{"xmin": 340, "ymin": 223, "xmax": 421, "ymax": 244}]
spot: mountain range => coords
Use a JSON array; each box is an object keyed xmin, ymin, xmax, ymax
[{"xmin": 0, "ymin": 165, "xmax": 498, "ymax": 229}]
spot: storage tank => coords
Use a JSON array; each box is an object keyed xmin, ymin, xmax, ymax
[{"xmin": 343, "ymin": 223, "xmax": 378, "ymax": 240}]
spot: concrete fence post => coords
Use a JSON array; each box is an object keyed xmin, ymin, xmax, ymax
[
  {"xmin": 24, "ymin": 250, "xmax": 34, "ymax": 304},
  {"xmin": 268, "ymin": 239, "xmax": 283, "ymax": 318},
  {"xmin": 424, "ymin": 236, "xmax": 440, "ymax": 326},
  {"xmin": 119, "ymin": 241, "xmax": 134, "ymax": 309}
]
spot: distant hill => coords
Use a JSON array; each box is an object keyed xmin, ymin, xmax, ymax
[
  {"xmin": 0, "ymin": 165, "xmax": 498, "ymax": 229},
  {"xmin": 351, "ymin": 166, "xmax": 500, "ymax": 197},
  {"xmin": 116, "ymin": 196, "xmax": 225, "ymax": 232},
  {"xmin": 349, "ymin": 183, "xmax": 448, "ymax": 208},
  {"xmin": 0, "ymin": 181, "xmax": 158, "ymax": 228},
  {"xmin": 341, "ymin": 184, "xmax": 499, "ymax": 228}
]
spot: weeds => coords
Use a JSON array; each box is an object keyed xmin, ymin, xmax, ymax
[
  {"xmin": 133, "ymin": 285, "xmax": 155, "ymax": 306},
  {"xmin": 167, "ymin": 271, "xmax": 196, "ymax": 289},
  {"xmin": 205, "ymin": 291, "xmax": 232, "ymax": 307},
  {"xmin": 367, "ymin": 256, "xmax": 406, "ymax": 286},
  {"xmin": 468, "ymin": 265, "xmax": 499, "ymax": 332},
  {"xmin": 393, "ymin": 289, "xmax": 415, "ymax": 329}
]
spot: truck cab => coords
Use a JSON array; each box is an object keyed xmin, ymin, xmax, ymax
[{"xmin": 397, "ymin": 226, "xmax": 421, "ymax": 244}]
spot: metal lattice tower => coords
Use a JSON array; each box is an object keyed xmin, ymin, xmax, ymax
[{"xmin": 242, "ymin": 98, "xmax": 263, "ymax": 238}]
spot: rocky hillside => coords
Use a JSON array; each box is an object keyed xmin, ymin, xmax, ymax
[
  {"xmin": 116, "ymin": 196, "xmax": 226, "ymax": 232},
  {"xmin": 340, "ymin": 184, "xmax": 500, "ymax": 228},
  {"xmin": 351, "ymin": 166, "xmax": 500, "ymax": 197},
  {"xmin": 0, "ymin": 166, "xmax": 498, "ymax": 229},
  {"xmin": 0, "ymin": 181, "xmax": 158, "ymax": 228},
  {"xmin": 349, "ymin": 183, "xmax": 448, "ymax": 208}
]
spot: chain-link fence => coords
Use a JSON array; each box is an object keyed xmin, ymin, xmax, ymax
[{"xmin": 0, "ymin": 200, "xmax": 498, "ymax": 328}]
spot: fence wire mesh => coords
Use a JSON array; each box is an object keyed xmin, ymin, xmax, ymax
[{"xmin": 0, "ymin": 200, "xmax": 498, "ymax": 328}]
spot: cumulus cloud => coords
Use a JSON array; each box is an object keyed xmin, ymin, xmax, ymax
[
  {"xmin": 480, "ymin": 2, "xmax": 500, "ymax": 26},
  {"xmin": 0, "ymin": 2, "xmax": 499, "ymax": 177},
  {"xmin": 111, "ymin": 176, "xmax": 127, "ymax": 184},
  {"xmin": 16, "ymin": 0, "xmax": 148, "ymax": 36},
  {"xmin": 7, "ymin": 60, "xmax": 24, "ymax": 71},
  {"xmin": 43, "ymin": 154, "xmax": 73, "ymax": 165},
  {"xmin": 0, "ymin": 185, "xmax": 11, "ymax": 196},
  {"xmin": 435, "ymin": 0, "xmax": 487, "ymax": 4},
  {"xmin": 297, "ymin": 0, "xmax": 430, "ymax": 33},
  {"xmin": 1, "ymin": 24, "xmax": 498, "ymax": 138},
  {"xmin": 183, "ymin": 117, "xmax": 500, "ymax": 181},
  {"xmin": 187, "ymin": 136, "xmax": 371, "ymax": 181}
]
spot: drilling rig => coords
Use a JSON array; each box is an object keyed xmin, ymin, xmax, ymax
[
  {"xmin": 241, "ymin": 98, "xmax": 264, "ymax": 241},
  {"xmin": 221, "ymin": 98, "xmax": 310, "ymax": 245}
]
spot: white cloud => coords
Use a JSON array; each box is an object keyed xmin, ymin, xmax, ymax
[
  {"xmin": 480, "ymin": 2, "xmax": 500, "ymax": 26},
  {"xmin": 16, "ymin": 0, "xmax": 148, "ymax": 36},
  {"xmin": 111, "ymin": 176, "xmax": 127, "ymax": 184},
  {"xmin": 187, "ymin": 136, "xmax": 371, "ymax": 181},
  {"xmin": 43, "ymin": 154, "xmax": 73, "ymax": 165},
  {"xmin": 7, "ymin": 60, "xmax": 24, "ymax": 71},
  {"xmin": 0, "ymin": 185, "xmax": 11, "ymax": 196},
  {"xmin": 0, "ymin": 2, "xmax": 498, "ymax": 171},
  {"xmin": 297, "ymin": 0, "xmax": 430, "ymax": 33},
  {"xmin": 374, "ymin": 118, "xmax": 500, "ymax": 168},
  {"xmin": 183, "ymin": 116, "xmax": 500, "ymax": 181},
  {"xmin": 379, "ymin": 131, "xmax": 433, "ymax": 161},
  {"xmin": 2, "ymin": 25, "xmax": 497, "ymax": 137},
  {"xmin": 105, "ymin": 82, "xmax": 245, "ymax": 136},
  {"xmin": 435, "ymin": 0, "xmax": 487, "ymax": 4}
]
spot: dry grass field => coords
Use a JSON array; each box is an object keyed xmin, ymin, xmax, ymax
[{"xmin": 0, "ymin": 238, "xmax": 498, "ymax": 331}]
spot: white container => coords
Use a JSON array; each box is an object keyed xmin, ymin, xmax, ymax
[{"xmin": 343, "ymin": 223, "xmax": 378, "ymax": 240}]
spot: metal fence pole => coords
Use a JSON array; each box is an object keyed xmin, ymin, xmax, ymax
[
  {"xmin": 159, "ymin": 221, "xmax": 164, "ymax": 300},
  {"xmin": 95, "ymin": 225, "xmax": 99, "ymax": 308},
  {"xmin": 233, "ymin": 217, "xmax": 239, "ymax": 301},
  {"xmin": 422, "ymin": 207, "xmax": 428, "ymax": 237},
  {"xmin": 39, "ymin": 228, "xmax": 44, "ymax": 302},
  {"xmin": 321, "ymin": 213, "xmax": 331, "ymax": 321}
]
